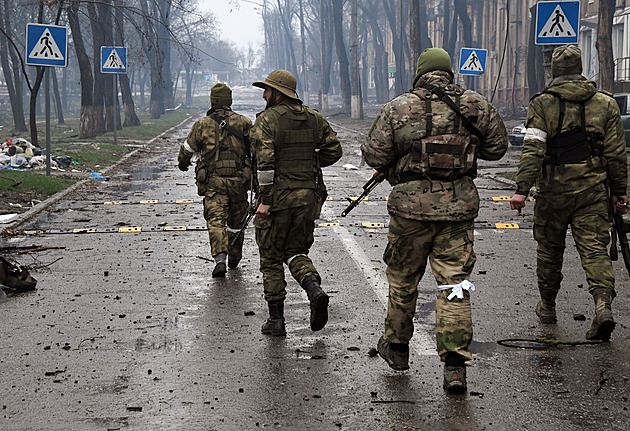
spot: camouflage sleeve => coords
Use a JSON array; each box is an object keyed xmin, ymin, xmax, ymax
[
  {"xmin": 476, "ymin": 101, "xmax": 508, "ymax": 161},
  {"xmin": 250, "ymin": 112, "xmax": 276, "ymax": 205},
  {"xmin": 602, "ymin": 101, "xmax": 628, "ymax": 196},
  {"xmin": 178, "ymin": 121, "xmax": 202, "ymax": 165},
  {"xmin": 316, "ymin": 115, "xmax": 343, "ymax": 167},
  {"xmin": 361, "ymin": 106, "xmax": 396, "ymax": 171},
  {"xmin": 515, "ymin": 98, "xmax": 548, "ymax": 195}
]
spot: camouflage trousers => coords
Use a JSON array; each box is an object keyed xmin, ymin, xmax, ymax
[
  {"xmin": 383, "ymin": 214, "xmax": 476, "ymax": 360},
  {"xmin": 534, "ymin": 184, "xmax": 615, "ymax": 303},
  {"xmin": 254, "ymin": 202, "xmax": 319, "ymax": 302},
  {"xmin": 203, "ymin": 181, "xmax": 248, "ymax": 258}
]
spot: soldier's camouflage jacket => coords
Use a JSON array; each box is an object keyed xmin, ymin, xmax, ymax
[
  {"xmin": 178, "ymin": 107, "xmax": 253, "ymax": 196},
  {"xmin": 250, "ymin": 100, "xmax": 342, "ymax": 211},
  {"xmin": 362, "ymin": 71, "xmax": 508, "ymax": 221},
  {"xmin": 515, "ymin": 75, "xmax": 627, "ymax": 197}
]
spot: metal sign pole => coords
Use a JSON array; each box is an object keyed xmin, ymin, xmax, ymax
[
  {"xmin": 113, "ymin": 75, "xmax": 117, "ymax": 145},
  {"xmin": 45, "ymin": 68, "xmax": 51, "ymax": 176}
]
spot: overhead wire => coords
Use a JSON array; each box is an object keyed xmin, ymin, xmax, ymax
[{"xmin": 491, "ymin": 0, "xmax": 510, "ymax": 103}]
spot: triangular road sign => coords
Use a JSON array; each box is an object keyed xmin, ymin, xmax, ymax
[
  {"xmin": 103, "ymin": 50, "xmax": 124, "ymax": 70},
  {"xmin": 538, "ymin": 5, "xmax": 576, "ymax": 38}
]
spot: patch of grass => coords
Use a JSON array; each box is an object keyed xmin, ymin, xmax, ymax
[
  {"xmin": 49, "ymin": 143, "xmax": 135, "ymax": 172},
  {"xmin": 0, "ymin": 170, "xmax": 77, "ymax": 196}
]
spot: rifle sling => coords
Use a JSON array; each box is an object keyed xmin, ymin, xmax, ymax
[
  {"xmin": 421, "ymin": 84, "xmax": 486, "ymax": 145},
  {"xmin": 208, "ymin": 113, "xmax": 252, "ymax": 157}
]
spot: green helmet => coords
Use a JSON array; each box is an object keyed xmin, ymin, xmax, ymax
[
  {"xmin": 210, "ymin": 83, "xmax": 232, "ymax": 106},
  {"xmin": 253, "ymin": 69, "xmax": 300, "ymax": 100},
  {"xmin": 551, "ymin": 44, "xmax": 583, "ymax": 77}
]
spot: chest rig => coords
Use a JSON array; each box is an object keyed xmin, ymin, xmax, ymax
[
  {"xmin": 204, "ymin": 112, "xmax": 248, "ymax": 177},
  {"xmin": 543, "ymin": 95, "xmax": 602, "ymax": 178},
  {"xmin": 406, "ymin": 85, "xmax": 483, "ymax": 181},
  {"xmin": 273, "ymin": 106, "xmax": 319, "ymax": 190}
]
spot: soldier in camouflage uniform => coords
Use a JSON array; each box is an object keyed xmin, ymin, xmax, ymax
[
  {"xmin": 178, "ymin": 83, "xmax": 253, "ymax": 278},
  {"xmin": 250, "ymin": 69, "xmax": 342, "ymax": 336},
  {"xmin": 510, "ymin": 45, "xmax": 627, "ymax": 341},
  {"xmin": 361, "ymin": 48, "xmax": 508, "ymax": 393}
]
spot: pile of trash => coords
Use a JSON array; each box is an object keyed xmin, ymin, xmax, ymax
[{"xmin": 0, "ymin": 138, "xmax": 75, "ymax": 170}]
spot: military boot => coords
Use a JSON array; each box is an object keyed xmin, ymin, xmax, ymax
[
  {"xmin": 261, "ymin": 300, "xmax": 286, "ymax": 336},
  {"xmin": 377, "ymin": 336, "xmax": 409, "ymax": 371},
  {"xmin": 302, "ymin": 275, "xmax": 329, "ymax": 331},
  {"xmin": 212, "ymin": 252, "xmax": 227, "ymax": 278},
  {"xmin": 586, "ymin": 297, "xmax": 616, "ymax": 341},
  {"xmin": 535, "ymin": 300, "xmax": 557, "ymax": 324},
  {"xmin": 443, "ymin": 353, "xmax": 467, "ymax": 394}
]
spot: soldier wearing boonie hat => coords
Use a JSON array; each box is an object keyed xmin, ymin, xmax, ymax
[{"xmin": 250, "ymin": 69, "xmax": 342, "ymax": 337}]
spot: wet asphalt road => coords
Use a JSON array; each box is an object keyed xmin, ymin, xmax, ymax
[{"xmin": 1, "ymin": 87, "xmax": 630, "ymax": 430}]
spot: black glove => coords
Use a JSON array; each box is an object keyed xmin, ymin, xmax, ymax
[{"xmin": 178, "ymin": 162, "xmax": 190, "ymax": 172}]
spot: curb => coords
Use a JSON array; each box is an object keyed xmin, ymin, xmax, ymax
[{"xmin": 1, "ymin": 116, "xmax": 194, "ymax": 234}]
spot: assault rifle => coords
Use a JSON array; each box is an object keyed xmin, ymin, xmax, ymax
[
  {"xmin": 230, "ymin": 196, "xmax": 257, "ymax": 249},
  {"xmin": 611, "ymin": 200, "xmax": 630, "ymax": 277},
  {"xmin": 341, "ymin": 171, "xmax": 387, "ymax": 217}
]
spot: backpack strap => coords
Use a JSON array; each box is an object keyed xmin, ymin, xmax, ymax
[{"xmin": 421, "ymin": 84, "xmax": 486, "ymax": 145}]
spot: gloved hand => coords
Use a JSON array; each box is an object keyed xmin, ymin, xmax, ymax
[{"xmin": 178, "ymin": 162, "xmax": 190, "ymax": 172}]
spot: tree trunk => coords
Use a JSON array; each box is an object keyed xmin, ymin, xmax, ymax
[
  {"xmin": 157, "ymin": 0, "xmax": 173, "ymax": 109},
  {"xmin": 597, "ymin": 0, "xmax": 615, "ymax": 92},
  {"xmin": 51, "ymin": 68, "xmax": 65, "ymax": 125},
  {"xmin": 115, "ymin": 0, "xmax": 140, "ymax": 127},
  {"xmin": 360, "ymin": 1, "xmax": 389, "ymax": 103},
  {"xmin": 332, "ymin": 0, "xmax": 351, "ymax": 113},
  {"xmin": 68, "ymin": 0, "xmax": 98, "ymax": 139},
  {"xmin": 383, "ymin": 0, "xmax": 407, "ymax": 95},
  {"xmin": 319, "ymin": 0, "xmax": 333, "ymax": 111},
  {"xmin": 410, "ymin": 0, "xmax": 421, "ymax": 70},
  {"xmin": 88, "ymin": 1, "xmax": 106, "ymax": 134},
  {"xmin": 527, "ymin": 5, "xmax": 542, "ymax": 97},
  {"xmin": 350, "ymin": 0, "xmax": 362, "ymax": 119},
  {"xmin": 276, "ymin": 0, "xmax": 299, "ymax": 89},
  {"xmin": 0, "ymin": 0, "xmax": 27, "ymax": 131}
]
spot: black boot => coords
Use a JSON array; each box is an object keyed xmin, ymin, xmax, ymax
[
  {"xmin": 261, "ymin": 300, "xmax": 286, "ymax": 336},
  {"xmin": 302, "ymin": 275, "xmax": 329, "ymax": 331},
  {"xmin": 212, "ymin": 252, "xmax": 227, "ymax": 278}
]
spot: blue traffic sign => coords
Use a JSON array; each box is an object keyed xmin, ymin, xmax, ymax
[
  {"xmin": 26, "ymin": 23, "xmax": 68, "ymax": 67},
  {"xmin": 459, "ymin": 48, "xmax": 487, "ymax": 76},
  {"xmin": 101, "ymin": 47, "xmax": 127, "ymax": 74},
  {"xmin": 536, "ymin": 1, "xmax": 580, "ymax": 45}
]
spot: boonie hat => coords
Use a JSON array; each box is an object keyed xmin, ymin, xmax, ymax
[{"xmin": 253, "ymin": 69, "xmax": 300, "ymax": 100}]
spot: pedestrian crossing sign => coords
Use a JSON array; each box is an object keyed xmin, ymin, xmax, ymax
[
  {"xmin": 101, "ymin": 47, "xmax": 127, "ymax": 74},
  {"xmin": 535, "ymin": 1, "xmax": 580, "ymax": 45},
  {"xmin": 459, "ymin": 48, "xmax": 487, "ymax": 76},
  {"xmin": 26, "ymin": 23, "xmax": 68, "ymax": 67}
]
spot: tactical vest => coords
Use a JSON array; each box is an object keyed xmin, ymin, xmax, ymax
[
  {"xmin": 201, "ymin": 113, "xmax": 247, "ymax": 178},
  {"xmin": 273, "ymin": 106, "xmax": 319, "ymax": 190},
  {"xmin": 403, "ymin": 87, "xmax": 479, "ymax": 182},
  {"xmin": 543, "ymin": 95, "xmax": 602, "ymax": 177}
]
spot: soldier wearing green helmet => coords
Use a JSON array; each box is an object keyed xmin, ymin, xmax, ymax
[
  {"xmin": 250, "ymin": 69, "xmax": 342, "ymax": 336},
  {"xmin": 510, "ymin": 44, "xmax": 628, "ymax": 342},
  {"xmin": 178, "ymin": 83, "xmax": 253, "ymax": 278},
  {"xmin": 362, "ymin": 47, "xmax": 508, "ymax": 394}
]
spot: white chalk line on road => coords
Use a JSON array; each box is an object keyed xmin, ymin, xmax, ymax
[{"xmin": 321, "ymin": 170, "xmax": 435, "ymax": 357}]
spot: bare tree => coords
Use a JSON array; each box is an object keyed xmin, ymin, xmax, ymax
[
  {"xmin": 332, "ymin": 0, "xmax": 350, "ymax": 113},
  {"xmin": 597, "ymin": 0, "xmax": 615, "ymax": 92}
]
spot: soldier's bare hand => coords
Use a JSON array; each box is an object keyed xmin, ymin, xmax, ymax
[
  {"xmin": 256, "ymin": 203, "xmax": 271, "ymax": 216},
  {"xmin": 613, "ymin": 195, "xmax": 628, "ymax": 215},
  {"xmin": 510, "ymin": 194, "xmax": 527, "ymax": 214}
]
